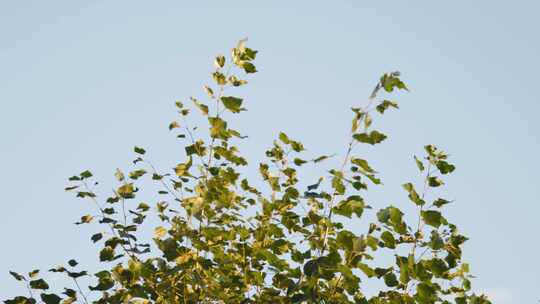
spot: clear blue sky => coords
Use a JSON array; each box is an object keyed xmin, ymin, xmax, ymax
[{"xmin": 1, "ymin": 1, "xmax": 538, "ymax": 302}]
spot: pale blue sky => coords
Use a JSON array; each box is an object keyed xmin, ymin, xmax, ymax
[{"xmin": 1, "ymin": 1, "xmax": 539, "ymax": 303}]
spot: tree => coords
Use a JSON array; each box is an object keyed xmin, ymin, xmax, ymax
[{"xmin": 5, "ymin": 40, "xmax": 491, "ymax": 304}]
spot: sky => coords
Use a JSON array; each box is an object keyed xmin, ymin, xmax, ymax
[{"xmin": 1, "ymin": 1, "xmax": 539, "ymax": 302}]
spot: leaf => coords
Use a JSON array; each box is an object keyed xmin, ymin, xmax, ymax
[
  {"xmin": 75, "ymin": 215, "xmax": 94, "ymax": 225},
  {"xmin": 80, "ymin": 170, "xmax": 93, "ymax": 179},
  {"xmin": 293, "ymin": 158, "xmax": 307, "ymax": 166},
  {"xmin": 333, "ymin": 198, "xmax": 365, "ymax": 218},
  {"xmin": 278, "ymin": 132, "xmax": 290, "ymax": 144},
  {"xmin": 376, "ymin": 100, "xmax": 399, "ymax": 114},
  {"xmin": 67, "ymin": 259, "xmax": 78, "ymax": 267},
  {"xmin": 203, "ymin": 85, "xmax": 214, "ymax": 99},
  {"xmin": 383, "ymin": 272, "xmax": 399, "ymax": 287},
  {"xmin": 154, "ymin": 226, "xmax": 167, "ymax": 239},
  {"xmin": 228, "ymin": 75, "xmax": 247, "ymax": 86},
  {"xmin": 9, "ymin": 271, "xmax": 25, "ymax": 281},
  {"xmin": 313, "ymin": 154, "xmax": 335, "ymax": 163},
  {"xmin": 175, "ymin": 158, "xmax": 193, "ymax": 177},
  {"xmin": 353, "ymin": 131, "xmax": 387, "ymax": 145},
  {"xmin": 134, "ymin": 146, "xmax": 146, "ymax": 155},
  {"xmin": 91, "ymin": 233, "xmax": 103, "ymax": 243},
  {"xmin": 422, "ymin": 210, "xmax": 442, "ymax": 228},
  {"xmin": 99, "ymin": 246, "xmax": 115, "ymax": 262},
  {"xmin": 209, "ymin": 117, "xmax": 229, "ymax": 139},
  {"xmin": 380, "ymin": 231, "xmax": 396, "ymax": 249},
  {"xmin": 402, "ymin": 182, "xmax": 425, "ymax": 206},
  {"xmin": 414, "ymin": 155, "xmax": 425, "ymax": 171},
  {"xmin": 129, "ymin": 169, "xmax": 147, "ymax": 180},
  {"xmin": 28, "ymin": 270, "xmax": 39, "ymax": 279},
  {"xmin": 114, "ymin": 168, "xmax": 125, "ymax": 182},
  {"xmin": 433, "ymin": 198, "xmax": 452, "ymax": 208},
  {"xmin": 212, "ymin": 71, "xmax": 227, "ymax": 85},
  {"xmin": 436, "ymin": 160, "xmax": 456, "ymax": 174},
  {"xmin": 29, "ymin": 278, "xmax": 49, "ymax": 290},
  {"xmin": 242, "ymin": 62, "xmax": 257, "ymax": 73},
  {"xmin": 429, "ymin": 231, "xmax": 444, "ymax": 250},
  {"xmin": 428, "ymin": 176, "xmax": 444, "ymax": 187},
  {"xmin": 380, "ymin": 72, "xmax": 408, "ymax": 92},
  {"xmin": 214, "ymin": 55, "xmax": 225, "ymax": 68},
  {"xmin": 220, "ymin": 96, "xmax": 244, "ymax": 113},
  {"xmin": 351, "ymin": 158, "xmax": 375, "ymax": 173},
  {"xmin": 117, "ymin": 183, "xmax": 134, "ymax": 198},
  {"xmin": 137, "ymin": 202, "xmax": 150, "ymax": 211},
  {"xmin": 185, "ymin": 140, "xmax": 206, "ymax": 156},
  {"xmin": 303, "ymin": 260, "xmax": 318, "ymax": 277},
  {"xmin": 190, "ymin": 97, "xmax": 209, "ymax": 115},
  {"xmin": 169, "ymin": 121, "xmax": 180, "ymax": 130},
  {"xmin": 40, "ymin": 293, "xmax": 61, "ymax": 304},
  {"xmin": 357, "ymin": 263, "xmax": 376, "ymax": 277},
  {"xmin": 4, "ymin": 296, "xmax": 36, "ymax": 304}
]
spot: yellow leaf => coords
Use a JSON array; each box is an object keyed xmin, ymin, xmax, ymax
[{"xmin": 154, "ymin": 226, "xmax": 167, "ymax": 239}]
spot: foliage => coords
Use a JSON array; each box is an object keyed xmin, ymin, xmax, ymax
[{"xmin": 5, "ymin": 40, "xmax": 491, "ymax": 304}]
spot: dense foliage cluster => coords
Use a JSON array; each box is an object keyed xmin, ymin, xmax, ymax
[{"xmin": 5, "ymin": 40, "xmax": 491, "ymax": 304}]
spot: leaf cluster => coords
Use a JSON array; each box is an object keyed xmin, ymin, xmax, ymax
[{"xmin": 5, "ymin": 40, "xmax": 490, "ymax": 304}]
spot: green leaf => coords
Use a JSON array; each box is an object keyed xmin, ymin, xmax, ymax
[
  {"xmin": 313, "ymin": 154, "xmax": 335, "ymax": 163},
  {"xmin": 380, "ymin": 231, "xmax": 396, "ymax": 249},
  {"xmin": 99, "ymin": 246, "xmax": 115, "ymax": 262},
  {"xmin": 117, "ymin": 183, "xmax": 134, "ymax": 198},
  {"xmin": 357, "ymin": 263, "xmax": 376, "ymax": 278},
  {"xmin": 353, "ymin": 131, "xmax": 387, "ymax": 145},
  {"xmin": 185, "ymin": 140, "xmax": 206, "ymax": 156},
  {"xmin": 91, "ymin": 233, "xmax": 103, "ymax": 243},
  {"xmin": 402, "ymin": 182, "xmax": 425, "ymax": 206},
  {"xmin": 383, "ymin": 272, "xmax": 399, "ymax": 287},
  {"xmin": 242, "ymin": 62, "xmax": 257, "ymax": 73},
  {"xmin": 128, "ymin": 169, "xmax": 147, "ymax": 180},
  {"xmin": 134, "ymin": 146, "xmax": 146, "ymax": 155},
  {"xmin": 336, "ymin": 230, "xmax": 355, "ymax": 251},
  {"xmin": 9, "ymin": 271, "xmax": 25, "ymax": 281},
  {"xmin": 154, "ymin": 226, "xmax": 167, "ymax": 239},
  {"xmin": 80, "ymin": 170, "xmax": 93, "ymax": 179},
  {"xmin": 303, "ymin": 260, "xmax": 319, "ymax": 277},
  {"xmin": 190, "ymin": 97, "xmax": 209, "ymax": 115},
  {"xmin": 40, "ymin": 293, "xmax": 61, "ymax": 304},
  {"xmin": 214, "ymin": 55, "xmax": 225, "ymax": 68},
  {"xmin": 414, "ymin": 155, "xmax": 425, "ymax": 171},
  {"xmin": 436, "ymin": 160, "xmax": 456, "ymax": 174},
  {"xmin": 212, "ymin": 71, "xmax": 227, "ymax": 85},
  {"xmin": 380, "ymin": 72, "xmax": 408, "ymax": 92},
  {"xmin": 175, "ymin": 157, "xmax": 193, "ymax": 176},
  {"xmin": 428, "ymin": 176, "xmax": 444, "ymax": 187},
  {"xmin": 4, "ymin": 296, "xmax": 36, "ymax": 304},
  {"xmin": 376, "ymin": 100, "xmax": 399, "ymax": 114},
  {"xmin": 29, "ymin": 278, "xmax": 49, "ymax": 290},
  {"xmin": 293, "ymin": 158, "xmax": 307, "ymax": 166},
  {"xmin": 422, "ymin": 210, "xmax": 443, "ymax": 228},
  {"xmin": 220, "ymin": 96, "xmax": 244, "ymax": 113},
  {"xmin": 333, "ymin": 198, "xmax": 365, "ymax": 218},
  {"xmin": 351, "ymin": 158, "xmax": 375, "ymax": 173},
  {"xmin": 209, "ymin": 117, "xmax": 229, "ymax": 139},
  {"xmin": 67, "ymin": 259, "xmax": 78, "ymax": 267},
  {"xmin": 429, "ymin": 231, "xmax": 444, "ymax": 250},
  {"xmin": 114, "ymin": 169, "xmax": 125, "ymax": 182},
  {"xmin": 228, "ymin": 75, "xmax": 247, "ymax": 86},
  {"xmin": 433, "ymin": 198, "xmax": 452, "ymax": 208}
]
